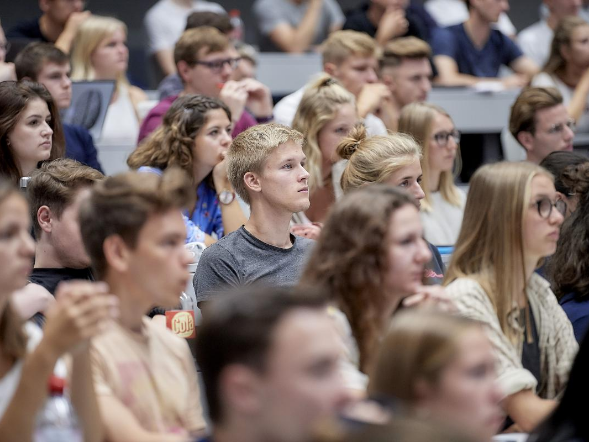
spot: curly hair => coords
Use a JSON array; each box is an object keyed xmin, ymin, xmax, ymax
[
  {"xmin": 127, "ymin": 94, "xmax": 231, "ymax": 178},
  {"xmin": 299, "ymin": 184, "xmax": 417, "ymax": 374},
  {"xmin": 548, "ymin": 162, "xmax": 589, "ymax": 300}
]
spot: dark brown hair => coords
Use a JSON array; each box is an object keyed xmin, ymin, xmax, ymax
[
  {"xmin": 0, "ymin": 81, "xmax": 65, "ymax": 184},
  {"xmin": 299, "ymin": 184, "xmax": 417, "ymax": 374},
  {"xmin": 78, "ymin": 169, "xmax": 193, "ymax": 279},
  {"xmin": 195, "ymin": 285, "xmax": 328, "ymax": 425},
  {"xmin": 28, "ymin": 158, "xmax": 104, "ymax": 238},
  {"xmin": 14, "ymin": 42, "xmax": 69, "ymax": 81},
  {"xmin": 185, "ymin": 11, "xmax": 233, "ymax": 34}
]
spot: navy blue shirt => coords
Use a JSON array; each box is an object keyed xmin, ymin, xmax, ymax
[
  {"xmin": 6, "ymin": 17, "xmax": 49, "ymax": 42},
  {"xmin": 63, "ymin": 123, "xmax": 104, "ymax": 173},
  {"xmin": 432, "ymin": 23, "xmax": 523, "ymax": 77},
  {"xmin": 559, "ymin": 292, "xmax": 589, "ymax": 342}
]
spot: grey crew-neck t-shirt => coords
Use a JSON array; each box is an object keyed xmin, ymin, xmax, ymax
[{"xmin": 194, "ymin": 226, "xmax": 314, "ymax": 302}]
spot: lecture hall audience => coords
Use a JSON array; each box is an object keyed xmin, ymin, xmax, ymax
[{"xmin": 3, "ymin": 2, "xmax": 589, "ymax": 441}]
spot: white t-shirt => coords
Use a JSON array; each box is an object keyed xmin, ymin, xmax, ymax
[
  {"xmin": 424, "ymin": 0, "xmax": 516, "ymax": 36},
  {"xmin": 420, "ymin": 188, "xmax": 466, "ymax": 246},
  {"xmin": 517, "ymin": 20, "xmax": 553, "ymax": 68},
  {"xmin": 274, "ymin": 86, "xmax": 387, "ymax": 136},
  {"xmin": 532, "ymin": 72, "xmax": 589, "ymax": 134},
  {"xmin": 144, "ymin": 0, "xmax": 225, "ymax": 54}
]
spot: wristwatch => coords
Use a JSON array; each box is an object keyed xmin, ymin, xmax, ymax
[{"xmin": 218, "ymin": 189, "xmax": 236, "ymax": 205}]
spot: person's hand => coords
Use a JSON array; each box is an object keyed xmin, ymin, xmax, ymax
[
  {"xmin": 0, "ymin": 61, "xmax": 16, "ymax": 82},
  {"xmin": 402, "ymin": 285, "xmax": 456, "ymax": 312},
  {"xmin": 239, "ymin": 78, "xmax": 274, "ymax": 119},
  {"xmin": 42, "ymin": 281, "xmax": 119, "ymax": 358},
  {"xmin": 219, "ymin": 81, "xmax": 248, "ymax": 123},
  {"xmin": 377, "ymin": 7, "xmax": 409, "ymax": 42},
  {"xmin": 10, "ymin": 283, "xmax": 55, "ymax": 319},
  {"xmin": 501, "ymin": 74, "xmax": 528, "ymax": 89},
  {"xmin": 291, "ymin": 223, "xmax": 322, "ymax": 240},
  {"xmin": 62, "ymin": 11, "xmax": 92, "ymax": 38},
  {"xmin": 212, "ymin": 153, "xmax": 232, "ymax": 191},
  {"xmin": 356, "ymin": 83, "xmax": 392, "ymax": 118}
]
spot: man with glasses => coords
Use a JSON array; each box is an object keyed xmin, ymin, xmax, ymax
[
  {"xmin": 510, "ymin": 86, "xmax": 576, "ymax": 165},
  {"xmin": 7, "ymin": 0, "xmax": 91, "ymax": 54},
  {"xmin": 139, "ymin": 26, "xmax": 273, "ymax": 143}
]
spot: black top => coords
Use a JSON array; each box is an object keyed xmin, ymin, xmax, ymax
[
  {"xmin": 521, "ymin": 305, "xmax": 543, "ymax": 394},
  {"xmin": 6, "ymin": 18, "xmax": 49, "ymax": 42}
]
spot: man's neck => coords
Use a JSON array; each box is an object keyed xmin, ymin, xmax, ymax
[
  {"xmin": 428, "ymin": 169, "xmax": 442, "ymax": 193},
  {"xmin": 244, "ymin": 203, "xmax": 294, "ymax": 249},
  {"xmin": 103, "ymin": 274, "xmax": 152, "ymax": 332},
  {"xmin": 464, "ymin": 12, "xmax": 492, "ymax": 49},
  {"xmin": 526, "ymin": 153, "xmax": 541, "ymax": 165},
  {"xmin": 562, "ymin": 62, "xmax": 586, "ymax": 86},
  {"xmin": 546, "ymin": 14, "xmax": 563, "ymax": 31},
  {"xmin": 34, "ymin": 241, "xmax": 64, "ymax": 269},
  {"xmin": 38, "ymin": 14, "xmax": 64, "ymax": 43}
]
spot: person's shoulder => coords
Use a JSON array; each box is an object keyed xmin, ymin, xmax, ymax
[
  {"xmin": 63, "ymin": 122, "xmax": 92, "ymax": 138},
  {"xmin": 145, "ymin": 0, "xmax": 169, "ymax": 17},
  {"xmin": 129, "ymin": 85, "xmax": 148, "ymax": 102},
  {"xmin": 202, "ymin": 229, "xmax": 245, "ymax": 256},
  {"xmin": 144, "ymin": 317, "xmax": 188, "ymax": 350},
  {"xmin": 6, "ymin": 18, "xmax": 42, "ymax": 39},
  {"xmin": 293, "ymin": 235, "xmax": 315, "ymax": 250},
  {"xmin": 518, "ymin": 20, "xmax": 546, "ymax": 40},
  {"xmin": 445, "ymin": 277, "xmax": 487, "ymax": 298},
  {"xmin": 147, "ymin": 95, "xmax": 177, "ymax": 116}
]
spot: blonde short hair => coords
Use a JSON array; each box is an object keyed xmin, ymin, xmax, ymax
[
  {"xmin": 321, "ymin": 30, "xmax": 378, "ymax": 66},
  {"xmin": 379, "ymin": 37, "xmax": 432, "ymax": 70},
  {"xmin": 338, "ymin": 125, "xmax": 422, "ymax": 193},
  {"xmin": 227, "ymin": 123, "xmax": 304, "ymax": 205}
]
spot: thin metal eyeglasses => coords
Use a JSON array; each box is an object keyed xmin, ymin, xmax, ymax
[
  {"xmin": 532, "ymin": 196, "xmax": 567, "ymax": 219},
  {"xmin": 547, "ymin": 119, "xmax": 576, "ymax": 135},
  {"xmin": 432, "ymin": 129, "xmax": 461, "ymax": 147},
  {"xmin": 193, "ymin": 57, "xmax": 241, "ymax": 73}
]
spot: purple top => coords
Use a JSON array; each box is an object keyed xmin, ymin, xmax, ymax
[{"xmin": 137, "ymin": 95, "xmax": 257, "ymax": 144}]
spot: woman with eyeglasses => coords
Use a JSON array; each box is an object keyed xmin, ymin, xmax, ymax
[
  {"xmin": 444, "ymin": 161, "xmax": 577, "ymax": 433},
  {"xmin": 398, "ymin": 102, "xmax": 465, "ymax": 245},
  {"xmin": 532, "ymin": 16, "xmax": 589, "ymax": 135},
  {"xmin": 70, "ymin": 15, "xmax": 147, "ymax": 144}
]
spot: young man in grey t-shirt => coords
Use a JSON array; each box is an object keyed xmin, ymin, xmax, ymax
[{"xmin": 194, "ymin": 123, "xmax": 314, "ymax": 312}]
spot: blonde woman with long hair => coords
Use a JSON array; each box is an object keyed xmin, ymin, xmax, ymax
[
  {"xmin": 370, "ymin": 311, "xmax": 503, "ymax": 442},
  {"xmin": 291, "ymin": 74, "xmax": 356, "ymax": 226},
  {"xmin": 70, "ymin": 16, "xmax": 147, "ymax": 143},
  {"xmin": 399, "ymin": 102, "xmax": 465, "ymax": 245},
  {"xmin": 444, "ymin": 161, "xmax": 577, "ymax": 432},
  {"xmin": 532, "ymin": 16, "xmax": 589, "ymax": 134}
]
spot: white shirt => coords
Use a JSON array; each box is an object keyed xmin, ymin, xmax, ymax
[
  {"xmin": 274, "ymin": 87, "xmax": 387, "ymax": 136},
  {"xmin": 100, "ymin": 84, "xmax": 140, "ymax": 145},
  {"xmin": 144, "ymin": 0, "xmax": 225, "ymax": 54},
  {"xmin": 420, "ymin": 188, "xmax": 466, "ymax": 246},
  {"xmin": 517, "ymin": 20, "xmax": 553, "ymax": 68},
  {"xmin": 424, "ymin": 0, "xmax": 516, "ymax": 36}
]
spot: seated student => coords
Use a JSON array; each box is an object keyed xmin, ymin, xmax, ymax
[
  {"xmin": 144, "ymin": 0, "xmax": 225, "ymax": 78},
  {"xmin": 139, "ymin": 27, "xmax": 273, "ymax": 143},
  {"xmin": 291, "ymin": 75, "xmax": 357, "ymax": 224},
  {"xmin": 432, "ymin": 0, "xmax": 538, "ymax": 87},
  {"xmin": 529, "ymin": 325, "xmax": 589, "ymax": 442},
  {"xmin": 519, "ymin": 0, "xmax": 581, "ymax": 68},
  {"xmin": 196, "ymin": 286, "xmax": 351, "ymax": 442},
  {"xmin": 509, "ymin": 87, "xmax": 575, "ymax": 165},
  {"xmin": 343, "ymin": 0, "xmax": 432, "ymax": 46},
  {"xmin": 377, "ymin": 37, "xmax": 433, "ymax": 131},
  {"xmin": 0, "ymin": 20, "xmax": 15, "ymax": 82},
  {"xmin": 370, "ymin": 310, "xmax": 503, "ymax": 442},
  {"xmin": 157, "ymin": 10, "xmax": 235, "ymax": 100},
  {"xmin": 128, "ymin": 95, "xmax": 246, "ymax": 245},
  {"xmin": 6, "ymin": 0, "xmax": 90, "ymax": 54},
  {"xmin": 194, "ymin": 123, "xmax": 314, "ymax": 311},
  {"xmin": 398, "ymin": 102, "xmax": 465, "ymax": 245},
  {"xmin": 14, "ymin": 42, "xmax": 103, "ymax": 172},
  {"xmin": 26, "ymin": 159, "xmax": 103, "ymax": 317},
  {"xmin": 274, "ymin": 30, "xmax": 388, "ymax": 136},
  {"xmin": 70, "ymin": 16, "xmax": 148, "ymax": 144},
  {"xmin": 78, "ymin": 168, "xmax": 206, "ymax": 441},
  {"xmin": 444, "ymin": 161, "xmax": 577, "ymax": 432},
  {"xmin": 0, "ymin": 81, "xmax": 64, "ymax": 185},
  {"xmin": 0, "ymin": 178, "xmax": 117, "ymax": 442},
  {"xmin": 253, "ymin": 0, "xmax": 344, "ymax": 53},
  {"xmin": 532, "ymin": 17, "xmax": 589, "ymax": 136},
  {"xmin": 547, "ymin": 162, "xmax": 589, "ymax": 341},
  {"xmin": 338, "ymin": 125, "xmax": 446, "ymax": 283}
]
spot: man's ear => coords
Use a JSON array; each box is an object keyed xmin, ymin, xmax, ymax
[
  {"xmin": 323, "ymin": 62, "xmax": 338, "ymax": 77},
  {"xmin": 37, "ymin": 206, "xmax": 54, "ymax": 234},
  {"xmin": 243, "ymin": 172, "xmax": 262, "ymax": 194},
  {"xmin": 516, "ymin": 131, "xmax": 534, "ymax": 153},
  {"xmin": 102, "ymin": 235, "xmax": 131, "ymax": 274},
  {"xmin": 176, "ymin": 60, "xmax": 190, "ymax": 83},
  {"xmin": 220, "ymin": 364, "xmax": 264, "ymax": 417}
]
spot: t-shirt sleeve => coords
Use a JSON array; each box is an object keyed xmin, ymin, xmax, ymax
[
  {"xmin": 500, "ymin": 32, "xmax": 524, "ymax": 67},
  {"xmin": 325, "ymin": 0, "xmax": 345, "ymax": 27},
  {"xmin": 194, "ymin": 244, "xmax": 240, "ymax": 302},
  {"xmin": 431, "ymin": 27, "xmax": 457, "ymax": 59},
  {"xmin": 144, "ymin": 8, "xmax": 173, "ymax": 54},
  {"xmin": 253, "ymin": 0, "xmax": 287, "ymax": 36}
]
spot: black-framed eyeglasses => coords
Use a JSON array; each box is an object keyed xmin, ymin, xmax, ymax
[
  {"xmin": 193, "ymin": 57, "xmax": 241, "ymax": 73},
  {"xmin": 0, "ymin": 42, "xmax": 10, "ymax": 53},
  {"xmin": 532, "ymin": 196, "xmax": 567, "ymax": 219},
  {"xmin": 547, "ymin": 119, "xmax": 576, "ymax": 135},
  {"xmin": 432, "ymin": 129, "xmax": 461, "ymax": 147}
]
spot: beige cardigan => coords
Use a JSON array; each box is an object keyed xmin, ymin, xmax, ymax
[{"xmin": 445, "ymin": 273, "xmax": 578, "ymax": 399}]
